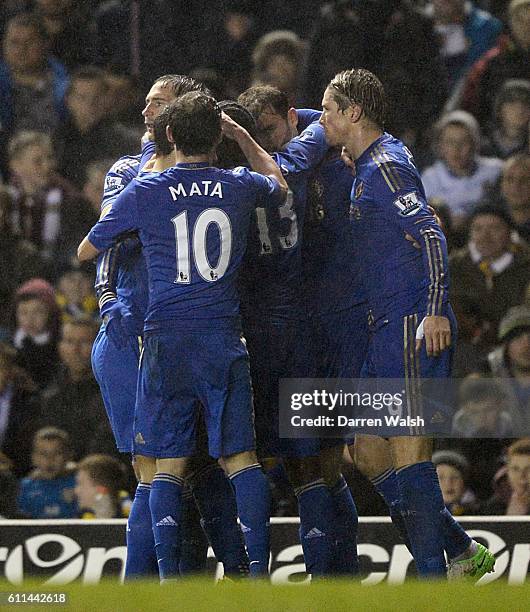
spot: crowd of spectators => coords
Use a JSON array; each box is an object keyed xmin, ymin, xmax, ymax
[{"xmin": 0, "ymin": 0, "xmax": 529, "ymax": 519}]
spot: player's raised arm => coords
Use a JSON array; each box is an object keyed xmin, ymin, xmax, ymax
[
  {"xmin": 295, "ymin": 108, "xmax": 322, "ymax": 130},
  {"xmin": 221, "ymin": 112, "xmax": 288, "ymax": 200},
  {"xmin": 78, "ymin": 181, "xmax": 140, "ymax": 261},
  {"xmin": 273, "ymin": 120, "xmax": 329, "ymax": 175}
]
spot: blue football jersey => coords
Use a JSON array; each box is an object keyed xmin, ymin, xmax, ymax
[
  {"xmin": 350, "ymin": 133, "xmax": 449, "ymax": 321},
  {"xmin": 94, "ymin": 142, "xmax": 155, "ymax": 319},
  {"xmin": 239, "ymin": 121, "xmax": 329, "ymax": 320},
  {"xmin": 88, "ymin": 163, "xmax": 284, "ymax": 330},
  {"xmin": 303, "ymin": 150, "xmax": 365, "ymax": 316}
]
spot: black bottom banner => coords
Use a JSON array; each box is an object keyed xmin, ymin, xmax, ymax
[{"xmin": 0, "ymin": 517, "xmax": 528, "ymax": 584}]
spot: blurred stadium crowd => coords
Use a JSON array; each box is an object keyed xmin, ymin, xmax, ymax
[{"xmin": 0, "ymin": 0, "xmax": 528, "ymax": 520}]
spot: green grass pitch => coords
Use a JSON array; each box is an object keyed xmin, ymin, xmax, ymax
[{"xmin": 1, "ymin": 579, "xmax": 528, "ymax": 612}]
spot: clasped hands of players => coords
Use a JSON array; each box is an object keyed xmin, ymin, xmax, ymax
[{"xmin": 100, "ymin": 299, "xmax": 143, "ymax": 350}]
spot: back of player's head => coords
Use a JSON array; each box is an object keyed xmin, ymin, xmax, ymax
[
  {"xmin": 153, "ymin": 106, "xmax": 174, "ymax": 156},
  {"xmin": 152, "ymin": 74, "xmax": 212, "ymax": 98},
  {"xmin": 216, "ymin": 100, "xmax": 258, "ymax": 168},
  {"xmin": 167, "ymin": 92, "xmax": 221, "ymax": 156},
  {"xmin": 238, "ymin": 85, "xmax": 289, "ymax": 120},
  {"xmin": 328, "ymin": 68, "xmax": 386, "ymax": 131}
]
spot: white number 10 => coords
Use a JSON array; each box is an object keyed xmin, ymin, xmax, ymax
[{"xmin": 171, "ymin": 208, "xmax": 232, "ymax": 283}]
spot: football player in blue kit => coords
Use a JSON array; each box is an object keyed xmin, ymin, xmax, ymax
[
  {"xmin": 237, "ymin": 87, "xmax": 359, "ymax": 578},
  {"xmin": 79, "ymin": 92, "xmax": 288, "ymax": 580},
  {"xmin": 91, "ymin": 76, "xmax": 250, "ymax": 580},
  {"xmin": 319, "ymin": 68, "xmax": 495, "ymax": 580}
]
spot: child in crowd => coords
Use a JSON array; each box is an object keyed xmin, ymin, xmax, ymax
[
  {"xmin": 433, "ymin": 450, "xmax": 478, "ymax": 515},
  {"xmin": 17, "ymin": 427, "xmax": 77, "ymax": 519},
  {"xmin": 481, "ymin": 439, "xmax": 530, "ymax": 515},
  {"xmin": 75, "ymin": 454, "xmax": 131, "ymax": 519},
  {"xmin": 12, "ymin": 278, "xmax": 60, "ymax": 389},
  {"xmin": 7, "ymin": 130, "xmax": 95, "ymax": 276}
]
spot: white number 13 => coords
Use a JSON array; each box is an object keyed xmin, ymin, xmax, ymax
[
  {"xmin": 256, "ymin": 188, "xmax": 298, "ymax": 255},
  {"xmin": 171, "ymin": 208, "xmax": 232, "ymax": 283}
]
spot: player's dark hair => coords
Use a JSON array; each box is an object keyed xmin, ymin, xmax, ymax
[
  {"xmin": 153, "ymin": 74, "xmax": 212, "ymax": 98},
  {"xmin": 216, "ymin": 100, "xmax": 258, "ymax": 168},
  {"xmin": 328, "ymin": 68, "xmax": 386, "ymax": 130},
  {"xmin": 167, "ymin": 92, "xmax": 221, "ymax": 156},
  {"xmin": 238, "ymin": 85, "xmax": 289, "ymax": 120},
  {"xmin": 153, "ymin": 107, "xmax": 174, "ymax": 156}
]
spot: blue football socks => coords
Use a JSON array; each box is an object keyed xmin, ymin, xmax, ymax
[
  {"xmin": 229, "ymin": 464, "xmax": 271, "ymax": 577},
  {"xmin": 294, "ymin": 479, "xmax": 336, "ymax": 578},
  {"xmin": 190, "ymin": 464, "xmax": 249, "ymax": 577},
  {"xmin": 178, "ymin": 486, "xmax": 209, "ymax": 575},
  {"xmin": 371, "ymin": 468, "xmax": 412, "ymax": 553},
  {"xmin": 372, "ymin": 467, "xmax": 472, "ymax": 561},
  {"xmin": 149, "ymin": 473, "xmax": 184, "ymax": 581},
  {"xmin": 396, "ymin": 462, "xmax": 447, "ymax": 577},
  {"xmin": 124, "ymin": 482, "xmax": 158, "ymax": 579},
  {"xmin": 329, "ymin": 475, "xmax": 359, "ymax": 576}
]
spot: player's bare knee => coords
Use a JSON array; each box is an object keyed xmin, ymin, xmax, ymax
[
  {"xmin": 354, "ymin": 435, "xmax": 393, "ymax": 479},
  {"xmin": 390, "ymin": 436, "xmax": 433, "ymax": 470},
  {"xmin": 131, "ymin": 457, "xmax": 141, "ymax": 482},
  {"xmin": 156, "ymin": 456, "xmax": 188, "ymax": 479},
  {"xmin": 135, "ymin": 454, "xmax": 157, "ymax": 483},
  {"xmin": 223, "ymin": 450, "xmax": 259, "ymax": 475}
]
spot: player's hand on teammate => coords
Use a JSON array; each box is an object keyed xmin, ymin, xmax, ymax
[
  {"xmin": 141, "ymin": 155, "xmax": 157, "ymax": 172},
  {"xmin": 101, "ymin": 299, "xmax": 142, "ymax": 350},
  {"xmin": 221, "ymin": 112, "xmax": 245, "ymax": 141},
  {"xmin": 341, "ymin": 147, "xmax": 355, "ymax": 175},
  {"xmin": 141, "ymin": 130, "xmax": 153, "ymax": 144},
  {"xmin": 416, "ymin": 315, "xmax": 451, "ymax": 357}
]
